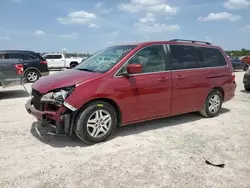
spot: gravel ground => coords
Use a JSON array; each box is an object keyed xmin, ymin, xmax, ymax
[{"xmin": 0, "ymin": 71, "xmax": 249, "ymax": 188}]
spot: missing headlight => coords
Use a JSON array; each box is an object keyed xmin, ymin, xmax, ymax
[{"xmin": 41, "ymin": 86, "xmax": 75, "ymax": 105}]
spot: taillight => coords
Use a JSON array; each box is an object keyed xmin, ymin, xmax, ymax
[
  {"xmin": 40, "ymin": 60, "xmax": 47, "ymax": 64},
  {"xmin": 14, "ymin": 64, "xmax": 24, "ymax": 75},
  {"xmin": 231, "ymin": 72, "xmax": 235, "ymax": 82}
]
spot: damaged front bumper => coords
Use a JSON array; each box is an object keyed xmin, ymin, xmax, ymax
[{"xmin": 25, "ymin": 98, "xmax": 77, "ymax": 135}]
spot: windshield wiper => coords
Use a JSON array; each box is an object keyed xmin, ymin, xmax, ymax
[{"xmin": 77, "ymin": 68, "xmax": 94, "ymax": 72}]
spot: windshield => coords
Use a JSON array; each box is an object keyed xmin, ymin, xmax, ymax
[{"xmin": 75, "ymin": 45, "xmax": 137, "ymax": 73}]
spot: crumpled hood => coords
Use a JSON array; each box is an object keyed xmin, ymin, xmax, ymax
[{"xmin": 32, "ymin": 69, "xmax": 101, "ymax": 94}]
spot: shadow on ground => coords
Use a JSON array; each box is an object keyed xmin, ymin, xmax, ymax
[
  {"xmin": 0, "ymin": 90, "xmax": 30, "ymax": 100},
  {"xmin": 30, "ymin": 108, "xmax": 230, "ymax": 148},
  {"xmin": 240, "ymin": 89, "xmax": 250, "ymax": 94}
]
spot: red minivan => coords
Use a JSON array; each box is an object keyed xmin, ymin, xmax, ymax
[{"xmin": 25, "ymin": 39, "xmax": 236, "ymax": 144}]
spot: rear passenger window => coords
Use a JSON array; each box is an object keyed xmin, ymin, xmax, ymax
[
  {"xmin": 169, "ymin": 45, "xmax": 198, "ymax": 70},
  {"xmin": 53, "ymin": 55, "xmax": 62, "ymax": 59},
  {"xmin": 196, "ymin": 47, "xmax": 227, "ymax": 67},
  {"xmin": 7, "ymin": 53, "xmax": 33, "ymax": 60}
]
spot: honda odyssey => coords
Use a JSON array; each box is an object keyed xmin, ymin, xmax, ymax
[{"xmin": 25, "ymin": 39, "xmax": 236, "ymax": 144}]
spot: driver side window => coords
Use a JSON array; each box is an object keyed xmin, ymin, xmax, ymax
[{"xmin": 119, "ymin": 45, "xmax": 168, "ymax": 74}]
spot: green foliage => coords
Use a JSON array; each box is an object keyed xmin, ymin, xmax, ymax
[{"xmin": 225, "ymin": 49, "xmax": 250, "ymax": 57}]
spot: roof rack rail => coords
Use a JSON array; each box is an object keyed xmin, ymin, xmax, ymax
[{"xmin": 169, "ymin": 39, "xmax": 211, "ymax": 45}]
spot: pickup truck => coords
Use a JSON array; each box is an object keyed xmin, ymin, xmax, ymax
[
  {"xmin": 42, "ymin": 53, "xmax": 83, "ymax": 69},
  {"xmin": 0, "ymin": 58, "xmax": 24, "ymax": 88}
]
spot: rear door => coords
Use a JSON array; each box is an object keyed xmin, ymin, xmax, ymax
[
  {"xmin": 114, "ymin": 44, "xmax": 172, "ymax": 123},
  {"xmin": 195, "ymin": 47, "xmax": 234, "ymax": 101},
  {"xmin": 169, "ymin": 44, "xmax": 210, "ymax": 114},
  {"xmin": 0, "ymin": 53, "xmax": 22, "ymax": 82}
]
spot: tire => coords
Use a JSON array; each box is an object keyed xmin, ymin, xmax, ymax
[
  {"xmin": 244, "ymin": 84, "xmax": 250, "ymax": 91},
  {"xmin": 74, "ymin": 100, "xmax": 117, "ymax": 144},
  {"xmin": 70, "ymin": 62, "xmax": 78, "ymax": 68},
  {"xmin": 25, "ymin": 70, "xmax": 40, "ymax": 83},
  {"xmin": 199, "ymin": 90, "xmax": 223, "ymax": 118},
  {"xmin": 243, "ymin": 64, "xmax": 249, "ymax": 71}
]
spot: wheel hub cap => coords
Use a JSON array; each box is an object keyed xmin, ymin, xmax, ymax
[
  {"xmin": 27, "ymin": 72, "xmax": 38, "ymax": 82},
  {"xmin": 86, "ymin": 109, "xmax": 112, "ymax": 138},
  {"xmin": 208, "ymin": 94, "xmax": 221, "ymax": 113}
]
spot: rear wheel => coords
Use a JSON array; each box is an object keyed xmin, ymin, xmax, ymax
[
  {"xmin": 199, "ymin": 90, "xmax": 223, "ymax": 118},
  {"xmin": 74, "ymin": 101, "xmax": 117, "ymax": 144},
  {"xmin": 25, "ymin": 70, "xmax": 40, "ymax": 83},
  {"xmin": 244, "ymin": 84, "xmax": 250, "ymax": 91},
  {"xmin": 70, "ymin": 62, "xmax": 78, "ymax": 68}
]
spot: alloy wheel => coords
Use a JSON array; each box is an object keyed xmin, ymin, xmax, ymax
[
  {"xmin": 86, "ymin": 109, "xmax": 112, "ymax": 138},
  {"xmin": 208, "ymin": 94, "xmax": 221, "ymax": 113},
  {"xmin": 27, "ymin": 71, "xmax": 38, "ymax": 82}
]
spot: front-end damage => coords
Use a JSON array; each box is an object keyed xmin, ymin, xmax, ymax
[{"xmin": 25, "ymin": 86, "xmax": 78, "ymax": 135}]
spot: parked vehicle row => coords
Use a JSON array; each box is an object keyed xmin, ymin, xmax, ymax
[
  {"xmin": 229, "ymin": 57, "xmax": 248, "ymax": 71},
  {"xmin": 0, "ymin": 50, "xmax": 49, "ymax": 85},
  {"xmin": 25, "ymin": 39, "xmax": 236, "ymax": 144},
  {"xmin": 42, "ymin": 53, "xmax": 84, "ymax": 69}
]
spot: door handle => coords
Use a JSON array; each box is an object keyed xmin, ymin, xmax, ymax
[
  {"xmin": 158, "ymin": 77, "xmax": 168, "ymax": 82},
  {"xmin": 176, "ymin": 75, "xmax": 185, "ymax": 80}
]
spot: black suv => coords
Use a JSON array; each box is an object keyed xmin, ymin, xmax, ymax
[
  {"xmin": 0, "ymin": 50, "xmax": 49, "ymax": 82},
  {"xmin": 243, "ymin": 68, "xmax": 250, "ymax": 91}
]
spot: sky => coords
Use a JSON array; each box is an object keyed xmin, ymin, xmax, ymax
[{"xmin": 0, "ymin": 0, "xmax": 249, "ymax": 53}]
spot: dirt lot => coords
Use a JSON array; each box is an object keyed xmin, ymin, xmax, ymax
[{"xmin": 0, "ymin": 71, "xmax": 249, "ymax": 188}]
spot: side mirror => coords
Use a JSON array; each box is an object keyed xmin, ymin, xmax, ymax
[{"xmin": 126, "ymin": 64, "xmax": 142, "ymax": 74}]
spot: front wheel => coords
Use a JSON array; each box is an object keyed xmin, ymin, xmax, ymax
[
  {"xmin": 74, "ymin": 101, "xmax": 117, "ymax": 144},
  {"xmin": 199, "ymin": 90, "xmax": 223, "ymax": 118}
]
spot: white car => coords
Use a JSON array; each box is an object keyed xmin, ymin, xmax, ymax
[{"xmin": 43, "ymin": 53, "xmax": 83, "ymax": 69}]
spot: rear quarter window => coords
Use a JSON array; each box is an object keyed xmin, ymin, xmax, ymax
[{"xmin": 196, "ymin": 47, "xmax": 227, "ymax": 68}]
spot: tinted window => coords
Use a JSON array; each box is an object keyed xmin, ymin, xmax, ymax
[
  {"xmin": 122, "ymin": 45, "xmax": 168, "ymax": 73},
  {"xmin": 52, "ymin": 55, "xmax": 62, "ymax": 59},
  {"xmin": 44, "ymin": 55, "xmax": 53, "ymax": 59},
  {"xmin": 7, "ymin": 53, "xmax": 32, "ymax": 60},
  {"xmin": 170, "ymin": 45, "xmax": 198, "ymax": 70},
  {"xmin": 230, "ymin": 58, "xmax": 241, "ymax": 62},
  {"xmin": 196, "ymin": 47, "xmax": 227, "ymax": 67}
]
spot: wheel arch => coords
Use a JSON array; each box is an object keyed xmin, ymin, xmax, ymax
[
  {"xmin": 70, "ymin": 61, "xmax": 79, "ymax": 66},
  {"xmin": 75, "ymin": 98, "xmax": 122, "ymax": 126},
  {"xmin": 210, "ymin": 86, "xmax": 225, "ymax": 101},
  {"xmin": 24, "ymin": 67, "xmax": 41, "ymax": 77}
]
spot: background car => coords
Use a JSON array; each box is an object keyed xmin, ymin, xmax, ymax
[
  {"xmin": 0, "ymin": 54, "xmax": 24, "ymax": 88},
  {"xmin": 229, "ymin": 57, "xmax": 248, "ymax": 71},
  {"xmin": 43, "ymin": 53, "xmax": 83, "ymax": 69},
  {"xmin": 243, "ymin": 68, "xmax": 250, "ymax": 91},
  {"xmin": 0, "ymin": 50, "xmax": 49, "ymax": 83},
  {"xmin": 239, "ymin": 55, "xmax": 250, "ymax": 70}
]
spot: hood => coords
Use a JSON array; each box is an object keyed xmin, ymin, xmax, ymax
[{"xmin": 32, "ymin": 69, "xmax": 101, "ymax": 94}]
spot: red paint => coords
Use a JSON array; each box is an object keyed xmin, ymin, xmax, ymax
[
  {"xmin": 127, "ymin": 64, "xmax": 142, "ymax": 74},
  {"xmin": 29, "ymin": 41, "xmax": 236, "ymax": 126}
]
